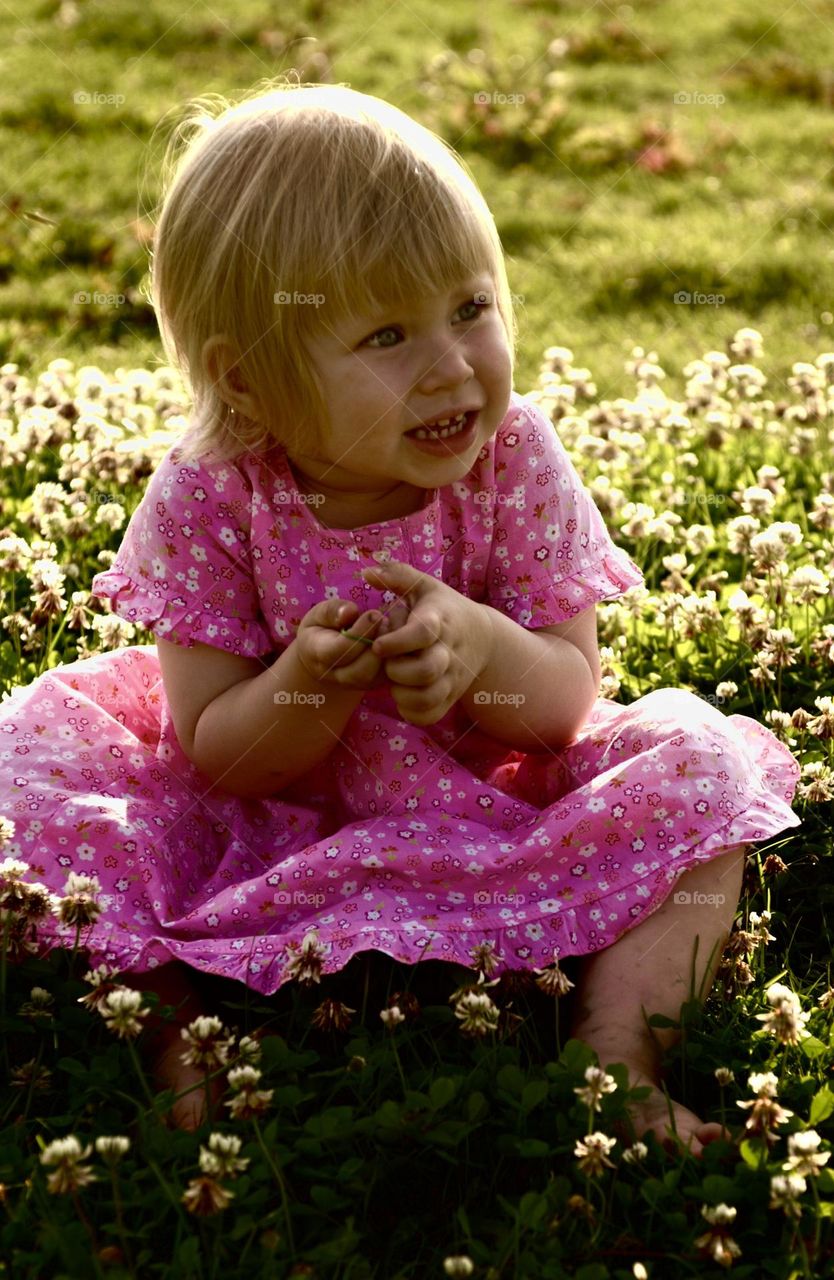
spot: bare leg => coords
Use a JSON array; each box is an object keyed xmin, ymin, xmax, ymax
[
  {"xmin": 568, "ymin": 845, "xmax": 747, "ymax": 1157},
  {"xmin": 127, "ymin": 961, "xmax": 221, "ymax": 1131}
]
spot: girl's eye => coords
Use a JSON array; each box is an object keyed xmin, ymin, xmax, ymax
[
  {"xmin": 363, "ymin": 296, "xmax": 490, "ymax": 349},
  {"xmin": 365, "ymin": 326, "xmax": 401, "ymax": 350},
  {"xmin": 457, "ymin": 296, "xmax": 490, "ymax": 322}
]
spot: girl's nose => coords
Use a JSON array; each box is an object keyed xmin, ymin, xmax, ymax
[
  {"xmin": 419, "ymin": 350, "xmax": 473, "ymax": 394},
  {"xmin": 417, "ymin": 338, "xmax": 475, "ymax": 391}
]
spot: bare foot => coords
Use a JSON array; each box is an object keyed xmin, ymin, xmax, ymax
[
  {"xmin": 618, "ymin": 1074, "xmax": 734, "ymax": 1159},
  {"xmin": 149, "ymin": 1026, "xmax": 224, "ymax": 1132}
]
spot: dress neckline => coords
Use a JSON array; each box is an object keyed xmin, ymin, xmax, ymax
[{"xmin": 275, "ymin": 445, "xmax": 440, "ymax": 533}]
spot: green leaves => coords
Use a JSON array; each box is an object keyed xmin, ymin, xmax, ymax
[{"xmin": 810, "ymin": 1085, "xmax": 834, "ymax": 1127}]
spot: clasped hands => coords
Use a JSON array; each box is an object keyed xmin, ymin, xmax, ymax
[{"xmin": 296, "ymin": 560, "xmax": 493, "ymax": 726}]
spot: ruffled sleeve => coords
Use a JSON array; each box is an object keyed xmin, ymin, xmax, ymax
[
  {"xmin": 91, "ymin": 444, "xmax": 276, "ymax": 658},
  {"xmin": 484, "ymin": 396, "xmax": 645, "ymax": 628}
]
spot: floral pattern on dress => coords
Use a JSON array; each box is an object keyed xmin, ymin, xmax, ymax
[{"xmin": 0, "ymin": 393, "xmax": 801, "ymax": 991}]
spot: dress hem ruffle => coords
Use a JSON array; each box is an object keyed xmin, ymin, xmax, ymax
[{"xmin": 39, "ymin": 756, "xmax": 801, "ymax": 998}]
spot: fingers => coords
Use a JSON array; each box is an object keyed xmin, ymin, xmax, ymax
[
  {"xmin": 389, "ymin": 683, "xmax": 452, "ymax": 726},
  {"xmin": 329, "ymin": 609, "xmax": 384, "ymax": 666},
  {"xmin": 371, "ymin": 604, "xmax": 442, "ymax": 659},
  {"xmin": 382, "ymin": 642, "xmax": 451, "ymax": 687}
]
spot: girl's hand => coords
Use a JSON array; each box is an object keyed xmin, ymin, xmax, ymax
[
  {"xmin": 360, "ymin": 560, "xmax": 494, "ymax": 726},
  {"xmin": 295, "ymin": 597, "xmax": 410, "ymax": 692}
]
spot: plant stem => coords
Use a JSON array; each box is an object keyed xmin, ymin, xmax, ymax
[
  {"xmin": 68, "ymin": 921, "xmax": 83, "ymax": 979},
  {"xmin": 253, "ymin": 1117, "xmax": 295, "ymax": 1256},
  {"xmin": 389, "ymin": 1031, "xmax": 408, "ymax": 1100},
  {"xmin": 109, "ymin": 1167, "xmax": 137, "ymax": 1277},
  {"xmin": 70, "ymin": 1188, "xmax": 105, "ymax": 1276},
  {"xmin": 127, "ymin": 1038, "xmax": 162, "ymax": 1122},
  {"xmin": 0, "ymin": 916, "xmax": 9, "ymax": 1074}
]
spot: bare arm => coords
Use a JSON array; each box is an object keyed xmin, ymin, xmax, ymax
[
  {"xmin": 193, "ymin": 641, "xmax": 365, "ymax": 799},
  {"xmin": 457, "ymin": 604, "xmax": 602, "ymax": 751},
  {"xmin": 159, "ymin": 598, "xmax": 401, "ymax": 801}
]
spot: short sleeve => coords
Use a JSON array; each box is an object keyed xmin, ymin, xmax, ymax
[
  {"xmin": 91, "ymin": 445, "xmax": 275, "ymax": 658},
  {"xmin": 484, "ymin": 396, "xmax": 645, "ymax": 627}
]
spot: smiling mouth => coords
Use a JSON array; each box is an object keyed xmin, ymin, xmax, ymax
[{"xmin": 405, "ymin": 410, "xmax": 474, "ymax": 441}]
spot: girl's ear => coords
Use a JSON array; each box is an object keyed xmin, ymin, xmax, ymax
[{"xmin": 202, "ymin": 334, "xmax": 264, "ymax": 422}]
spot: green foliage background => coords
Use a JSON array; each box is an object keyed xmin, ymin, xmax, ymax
[{"xmin": 1, "ymin": 0, "xmax": 833, "ymax": 399}]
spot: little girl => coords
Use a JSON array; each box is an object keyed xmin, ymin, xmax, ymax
[{"xmin": 0, "ymin": 81, "xmax": 801, "ymax": 1149}]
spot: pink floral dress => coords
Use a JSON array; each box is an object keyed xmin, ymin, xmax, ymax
[{"xmin": 0, "ymin": 392, "xmax": 801, "ymax": 992}]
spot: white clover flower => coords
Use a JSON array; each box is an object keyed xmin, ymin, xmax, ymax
[
  {"xmin": 701, "ymin": 1203, "xmax": 736, "ymax": 1226},
  {"xmin": 95, "ymin": 1135, "xmax": 130, "ymax": 1161},
  {"xmin": 715, "ymin": 682, "xmax": 738, "ymax": 700},
  {"xmin": 40, "ymin": 1135, "xmax": 96, "ymax": 1194},
  {"xmin": 755, "ymin": 983, "xmax": 811, "ymax": 1045},
  {"xmin": 770, "ymin": 1172, "xmax": 807, "ymax": 1217},
  {"xmin": 789, "ymin": 565, "xmax": 829, "ymax": 602},
  {"xmin": 199, "ymin": 1132, "xmax": 249, "ymax": 1179},
  {"xmin": 380, "ymin": 1005, "xmax": 406, "ymax": 1029},
  {"xmin": 55, "ymin": 872, "xmax": 102, "ymax": 927},
  {"xmin": 0, "ymin": 856, "xmax": 28, "ymax": 880},
  {"xmin": 574, "ymin": 1131, "xmax": 617, "ymax": 1176},
  {"xmin": 748, "ymin": 911, "xmax": 776, "ymax": 945},
  {"xmin": 180, "ymin": 1016, "xmax": 234, "ymax": 1071},
  {"xmin": 452, "ymin": 990, "xmax": 499, "ymax": 1037},
  {"xmin": 29, "ymin": 558, "xmax": 66, "ymax": 593},
  {"xmin": 747, "ymin": 1071, "xmax": 779, "ymax": 1098},
  {"xmin": 99, "ymin": 987, "xmax": 148, "ymax": 1040},
  {"xmin": 93, "ymin": 501, "xmax": 126, "ymax": 531},
  {"xmin": 282, "ymin": 929, "xmax": 326, "ymax": 985},
  {"xmin": 725, "ymin": 519, "xmax": 761, "ymax": 557},
  {"xmin": 574, "ymin": 1065, "xmax": 617, "ymax": 1112},
  {"xmin": 443, "ymin": 1258, "xmax": 475, "ymax": 1278},
  {"xmin": 740, "ymin": 486, "xmax": 776, "ymax": 517},
  {"xmin": 90, "ymin": 613, "xmax": 137, "ymax": 647},
  {"xmin": 730, "ymin": 328, "xmax": 763, "ymax": 359},
  {"xmin": 783, "ymin": 1130, "xmax": 831, "ymax": 1177}
]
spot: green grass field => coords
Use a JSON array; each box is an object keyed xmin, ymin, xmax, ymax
[{"xmin": 2, "ymin": 0, "xmax": 834, "ymax": 398}]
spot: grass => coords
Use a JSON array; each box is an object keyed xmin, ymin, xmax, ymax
[
  {"xmin": 2, "ymin": 0, "xmax": 834, "ymax": 396},
  {"xmin": 2, "ymin": 0, "xmax": 834, "ymax": 1275}
]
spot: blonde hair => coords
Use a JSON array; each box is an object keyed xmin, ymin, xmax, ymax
[{"xmin": 149, "ymin": 77, "xmax": 518, "ymax": 461}]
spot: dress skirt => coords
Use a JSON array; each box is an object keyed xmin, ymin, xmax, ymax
[{"xmin": 0, "ymin": 643, "xmax": 801, "ymax": 993}]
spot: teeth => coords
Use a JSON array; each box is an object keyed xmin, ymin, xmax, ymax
[{"xmin": 411, "ymin": 411, "xmax": 469, "ymax": 441}]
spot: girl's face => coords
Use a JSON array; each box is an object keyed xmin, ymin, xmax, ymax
[{"xmin": 287, "ymin": 275, "xmax": 513, "ymax": 508}]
